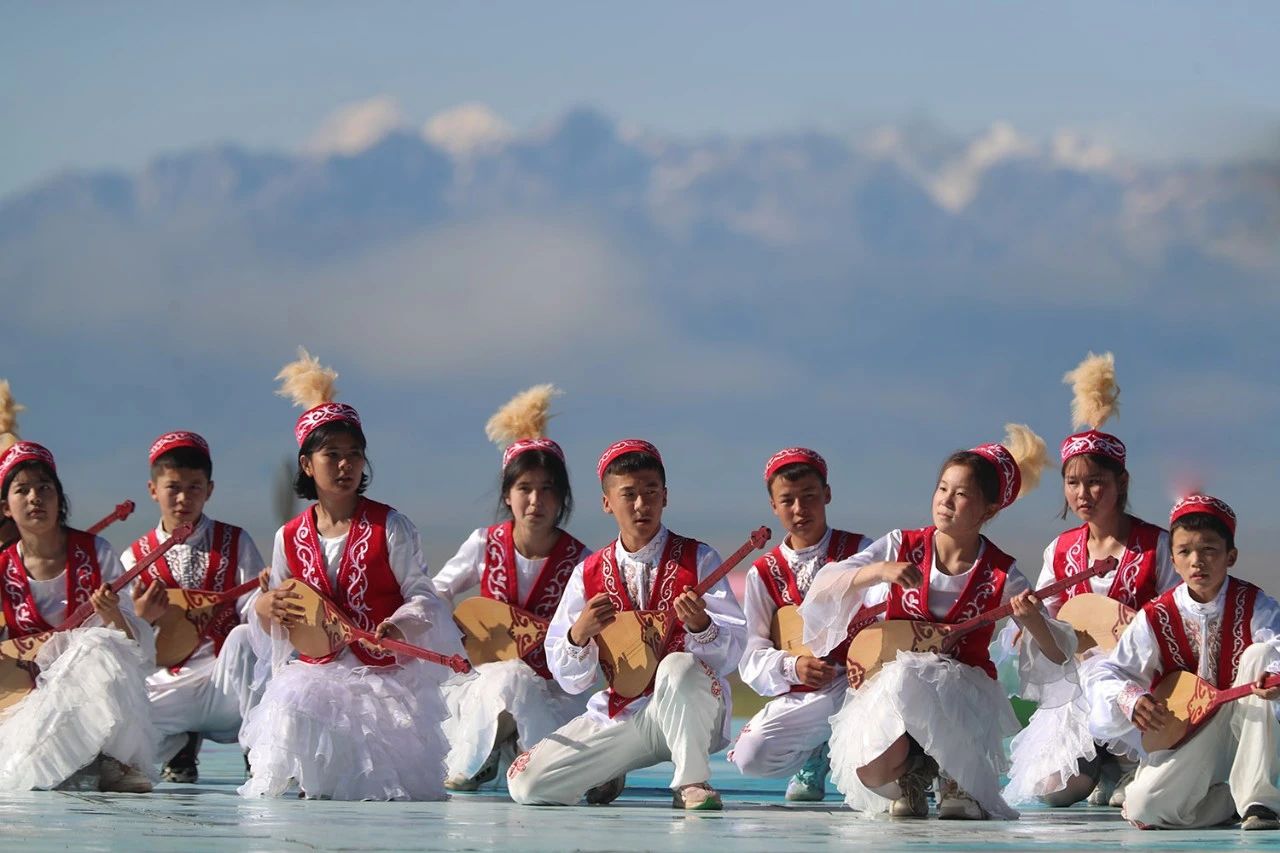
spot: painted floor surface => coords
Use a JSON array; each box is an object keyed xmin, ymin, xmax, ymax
[{"xmin": 4, "ymin": 741, "xmax": 1279, "ymax": 852}]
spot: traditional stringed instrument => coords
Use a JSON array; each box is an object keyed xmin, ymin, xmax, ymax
[
  {"xmin": 1143, "ymin": 670, "xmax": 1280, "ymax": 752},
  {"xmin": 1055, "ymin": 593, "xmax": 1137, "ymax": 655},
  {"xmin": 0, "ymin": 521, "xmax": 194, "ymax": 709},
  {"xmin": 0, "ymin": 500, "xmax": 135, "ymax": 631},
  {"xmin": 153, "ymin": 576, "xmax": 264, "ymax": 668},
  {"xmin": 453, "ymin": 596, "xmax": 549, "ymax": 668},
  {"xmin": 278, "ymin": 578, "xmax": 471, "ymax": 673},
  {"xmin": 595, "ymin": 526, "xmax": 771, "ymax": 699},
  {"xmin": 845, "ymin": 556, "xmax": 1118, "ymax": 688}
]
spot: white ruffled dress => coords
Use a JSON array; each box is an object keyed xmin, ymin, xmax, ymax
[
  {"xmin": 0, "ymin": 538, "xmax": 159, "ymax": 790},
  {"xmin": 799, "ymin": 530, "xmax": 1078, "ymax": 820},
  {"xmin": 238, "ymin": 510, "xmax": 452, "ymax": 801},
  {"xmin": 432, "ymin": 528, "xmax": 587, "ymax": 781}
]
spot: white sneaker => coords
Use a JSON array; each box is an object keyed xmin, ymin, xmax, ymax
[
  {"xmin": 889, "ymin": 754, "xmax": 937, "ymax": 818},
  {"xmin": 1108, "ymin": 769, "xmax": 1135, "ymax": 808},
  {"xmin": 937, "ymin": 774, "xmax": 986, "ymax": 820},
  {"xmin": 99, "ymin": 756, "xmax": 153, "ymax": 794}
]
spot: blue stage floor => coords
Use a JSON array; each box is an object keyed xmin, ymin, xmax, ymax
[{"xmin": 4, "ymin": 739, "xmax": 1278, "ymax": 851}]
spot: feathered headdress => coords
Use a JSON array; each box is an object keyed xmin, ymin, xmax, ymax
[
  {"xmin": 486, "ymin": 384, "xmax": 565, "ymax": 469},
  {"xmin": 1059, "ymin": 352, "xmax": 1126, "ymax": 465},
  {"xmin": 0, "ymin": 380, "xmax": 23, "ymax": 455},
  {"xmin": 275, "ymin": 348, "xmax": 361, "ymax": 447}
]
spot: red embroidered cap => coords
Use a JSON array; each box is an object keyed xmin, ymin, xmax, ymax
[
  {"xmin": 502, "ymin": 437, "xmax": 565, "ymax": 470},
  {"xmin": 1170, "ymin": 493, "xmax": 1237, "ymax": 537},
  {"xmin": 1060, "ymin": 429, "xmax": 1126, "ymax": 467},
  {"xmin": 0, "ymin": 441, "xmax": 56, "ymax": 488},
  {"xmin": 294, "ymin": 402, "xmax": 362, "ymax": 447},
  {"xmin": 764, "ymin": 447, "xmax": 827, "ymax": 483},
  {"xmin": 148, "ymin": 431, "xmax": 211, "ymax": 465},
  {"xmin": 969, "ymin": 442, "xmax": 1022, "ymax": 509},
  {"xmin": 596, "ymin": 439, "xmax": 661, "ymax": 481}
]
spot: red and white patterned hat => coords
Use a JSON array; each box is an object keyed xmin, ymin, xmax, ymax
[
  {"xmin": 596, "ymin": 439, "xmax": 662, "ymax": 481},
  {"xmin": 764, "ymin": 447, "xmax": 828, "ymax": 483},
  {"xmin": 1060, "ymin": 429, "xmax": 1126, "ymax": 467},
  {"xmin": 148, "ymin": 431, "xmax": 211, "ymax": 465},
  {"xmin": 295, "ymin": 403, "xmax": 362, "ymax": 447},
  {"xmin": 968, "ymin": 442, "xmax": 1022, "ymax": 509},
  {"xmin": 502, "ymin": 438, "xmax": 565, "ymax": 470},
  {"xmin": 0, "ymin": 441, "xmax": 56, "ymax": 488},
  {"xmin": 1170, "ymin": 493, "xmax": 1237, "ymax": 537}
]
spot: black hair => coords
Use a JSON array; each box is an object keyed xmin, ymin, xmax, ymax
[
  {"xmin": 1059, "ymin": 453, "xmax": 1130, "ymax": 520},
  {"xmin": 601, "ymin": 451, "xmax": 666, "ymax": 489},
  {"xmin": 938, "ymin": 450, "xmax": 1000, "ymax": 507},
  {"xmin": 497, "ymin": 449, "xmax": 574, "ymax": 528},
  {"xmin": 1170, "ymin": 512, "xmax": 1236, "ymax": 552},
  {"xmin": 767, "ymin": 461, "xmax": 828, "ymax": 492},
  {"xmin": 293, "ymin": 420, "xmax": 371, "ymax": 501},
  {"xmin": 1, "ymin": 459, "xmax": 71, "ymax": 528},
  {"xmin": 150, "ymin": 446, "xmax": 213, "ymax": 480}
]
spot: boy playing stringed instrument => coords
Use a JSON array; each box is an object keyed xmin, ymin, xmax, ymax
[
  {"xmin": 1088, "ymin": 494, "xmax": 1280, "ymax": 830},
  {"xmin": 123, "ymin": 431, "xmax": 267, "ymax": 783},
  {"xmin": 507, "ymin": 439, "xmax": 747, "ymax": 811},
  {"xmin": 728, "ymin": 448, "xmax": 870, "ymax": 801}
]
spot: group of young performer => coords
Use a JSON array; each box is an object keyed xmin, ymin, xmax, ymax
[{"xmin": 0, "ymin": 350, "xmax": 1277, "ymax": 833}]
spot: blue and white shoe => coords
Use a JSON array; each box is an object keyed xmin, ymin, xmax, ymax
[{"xmin": 785, "ymin": 743, "xmax": 830, "ymax": 802}]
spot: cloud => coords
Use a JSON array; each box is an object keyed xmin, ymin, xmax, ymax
[
  {"xmin": 422, "ymin": 103, "xmax": 513, "ymax": 158},
  {"xmin": 929, "ymin": 122, "xmax": 1038, "ymax": 212},
  {"xmin": 305, "ymin": 95, "xmax": 406, "ymax": 156}
]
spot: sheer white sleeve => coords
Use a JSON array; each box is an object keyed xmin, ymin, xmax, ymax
[
  {"xmin": 799, "ymin": 530, "xmax": 897, "ymax": 657},
  {"xmin": 431, "ymin": 528, "xmax": 487, "ymax": 605}
]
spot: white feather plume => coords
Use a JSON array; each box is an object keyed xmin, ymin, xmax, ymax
[
  {"xmin": 485, "ymin": 384, "xmax": 561, "ymax": 446},
  {"xmin": 1063, "ymin": 352, "xmax": 1119, "ymax": 430},
  {"xmin": 275, "ymin": 347, "xmax": 338, "ymax": 409}
]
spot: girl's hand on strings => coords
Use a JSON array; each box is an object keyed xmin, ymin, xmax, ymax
[
  {"xmin": 873, "ymin": 562, "xmax": 923, "ymax": 589},
  {"xmin": 255, "ymin": 585, "xmax": 305, "ymax": 628},
  {"xmin": 1131, "ymin": 694, "xmax": 1175, "ymax": 733},
  {"xmin": 131, "ymin": 579, "xmax": 169, "ymax": 624},
  {"xmin": 91, "ymin": 583, "xmax": 127, "ymax": 629},
  {"xmin": 373, "ymin": 619, "xmax": 404, "ymax": 642}
]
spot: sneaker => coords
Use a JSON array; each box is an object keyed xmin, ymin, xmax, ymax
[
  {"xmin": 160, "ymin": 732, "xmax": 201, "ymax": 784},
  {"xmin": 99, "ymin": 757, "xmax": 154, "ymax": 794},
  {"xmin": 889, "ymin": 754, "xmax": 937, "ymax": 818},
  {"xmin": 937, "ymin": 774, "xmax": 986, "ymax": 820},
  {"xmin": 1243, "ymin": 805, "xmax": 1280, "ymax": 831},
  {"xmin": 1108, "ymin": 769, "xmax": 1135, "ymax": 808},
  {"xmin": 785, "ymin": 744, "xmax": 830, "ymax": 802},
  {"xmin": 673, "ymin": 782, "xmax": 723, "ymax": 811},
  {"xmin": 55, "ymin": 757, "xmax": 102, "ymax": 792},
  {"xmin": 586, "ymin": 774, "xmax": 626, "ymax": 805},
  {"xmin": 444, "ymin": 743, "xmax": 502, "ymax": 792}
]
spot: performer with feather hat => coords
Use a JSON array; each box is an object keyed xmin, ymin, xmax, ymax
[
  {"xmin": 238, "ymin": 349, "xmax": 451, "ymax": 801},
  {"xmin": 800, "ymin": 426, "xmax": 1077, "ymax": 820},
  {"xmin": 432, "ymin": 385, "xmax": 589, "ymax": 792},
  {"xmin": 1003, "ymin": 353, "xmax": 1177, "ymax": 808}
]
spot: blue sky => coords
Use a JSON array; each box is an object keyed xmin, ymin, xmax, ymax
[{"xmin": 4, "ymin": 1, "xmax": 1278, "ymax": 198}]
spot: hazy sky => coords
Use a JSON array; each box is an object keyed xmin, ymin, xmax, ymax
[{"xmin": 4, "ymin": 1, "xmax": 1278, "ymax": 198}]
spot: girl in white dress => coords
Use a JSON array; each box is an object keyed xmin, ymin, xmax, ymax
[
  {"xmin": 0, "ymin": 436, "xmax": 158, "ymax": 793},
  {"xmin": 239, "ymin": 349, "xmax": 451, "ymax": 801},
  {"xmin": 434, "ymin": 386, "xmax": 589, "ymax": 791},
  {"xmin": 801, "ymin": 426, "xmax": 1077, "ymax": 820}
]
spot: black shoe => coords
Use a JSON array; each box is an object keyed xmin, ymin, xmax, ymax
[
  {"xmin": 1243, "ymin": 805, "xmax": 1280, "ymax": 831},
  {"xmin": 586, "ymin": 775, "xmax": 626, "ymax": 805},
  {"xmin": 161, "ymin": 732, "xmax": 201, "ymax": 784}
]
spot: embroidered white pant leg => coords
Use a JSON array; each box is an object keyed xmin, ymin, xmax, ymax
[
  {"xmin": 507, "ymin": 653, "xmax": 727, "ymax": 805},
  {"xmin": 1124, "ymin": 645, "xmax": 1280, "ymax": 828},
  {"xmin": 728, "ymin": 681, "xmax": 841, "ymax": 778},
  {"xmin": 149, "ymin": 625, "xmax": 259, "ymax": 761}
]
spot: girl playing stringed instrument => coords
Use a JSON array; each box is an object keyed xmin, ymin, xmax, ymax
[
  {"xmin": 0, "ymin": 439, "xmax": 160, "ymax": 793},
  {"xmin": 800, "ymin": 426, "xmax": 1077, "ymax": 820},
  {"xmin": 1003, "ymin": 353, "xmax": 1177, "ymax": 808},
  {"xmin": 1088, "ymin": 494, "xmax": 1280, "ymax": 831},
  {"xmin": 433, "ymin": 385, "xmax": 589, "ymax": 792},
  {"xmin": 238, "ymin": 349, "xmax": 451, "ymax": 801}
]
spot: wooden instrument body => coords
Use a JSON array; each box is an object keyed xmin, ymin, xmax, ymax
[
  {"xmin": 0, "ymin": 633, "xmax": 45, "ymax": 710},
  {"xmin": 154, "ymin": 587, "xmax": 236, "ymax": 668},
  {"xmin": 1056, "ymin": 593, "xmax": 1136, "ymax": 655},
  {"xmin": 769, "ymin": 604, "xmax": 814, "ymax": 658},
  {"xmin": 452, "ymin": 597, "xmax": 549, "ymax": 667},
  {"xmin": 1143, "ymin": 670, "xmax": 1224, "ymax": 752},
  {"xmin": 845, "ymin": 620, "xmax": 951, "ymax": 689}
]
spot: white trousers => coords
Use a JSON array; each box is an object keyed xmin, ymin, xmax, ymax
[
  {"xmin": 148, "ymin": 624, "xmax": 260, "ymax": 761},
  {"xmin": 728, "ymin": 678, "xmax": 843, "ymax": 777},
  {"xmin": 1124, "ymin": 643, "xmax": 1280, "ymax": 829},
  {"xmin": 507, "ymin": 653, "xmax": 727, "ymax": 805}
]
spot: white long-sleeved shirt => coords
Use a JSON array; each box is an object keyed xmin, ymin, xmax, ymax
[
  {"xmin": 432, "ymin": 526, "xmax": 561, "ymax": 608},
  {"xmin": 545, "ymin": 526, "xmax": 746, "ymax": 728},
  {"xmin": 1034, "ymin": 524, "xmax": 1177, "ymax": 617},
  {"xmin": 1087, "ymin": 580, "xmax": 1280, "ymax": 757},
  {"xmin": 739, "ymin": 528, "xmax": 872, "ymax": 697}
]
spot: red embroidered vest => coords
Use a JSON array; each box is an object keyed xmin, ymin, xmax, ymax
[
  {"xmin": 480, "ymin": 521, "xmax": 586, "ymax": 678},
  {"xmin": 755, "ymin": 528, "xmax": 865, "ymax": 693},
  {"xmin": 1143, "ymin": 577, "xmax": 1258, "ymax": 690},
  {"xmin": 884, "ymin": 526, "xmax": 1012, "ymax": 679},
  {"xmin": 581, "ymin": 531, "xmax": 700, "ymax": 717},
  {"xmin": 1052, "ymin": 517, "xmax": 1164, "ymax": 610},
  {"xmin": 0, "ymin": 529, "xmax": 102, "ymax": 639},
  {"xmin": 131, "ymin": 520, "xmax": 242, "ymax": 668},
  {"xmin": 282, "ymin": 499, "xmax": 403, "ymax": 667}
]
